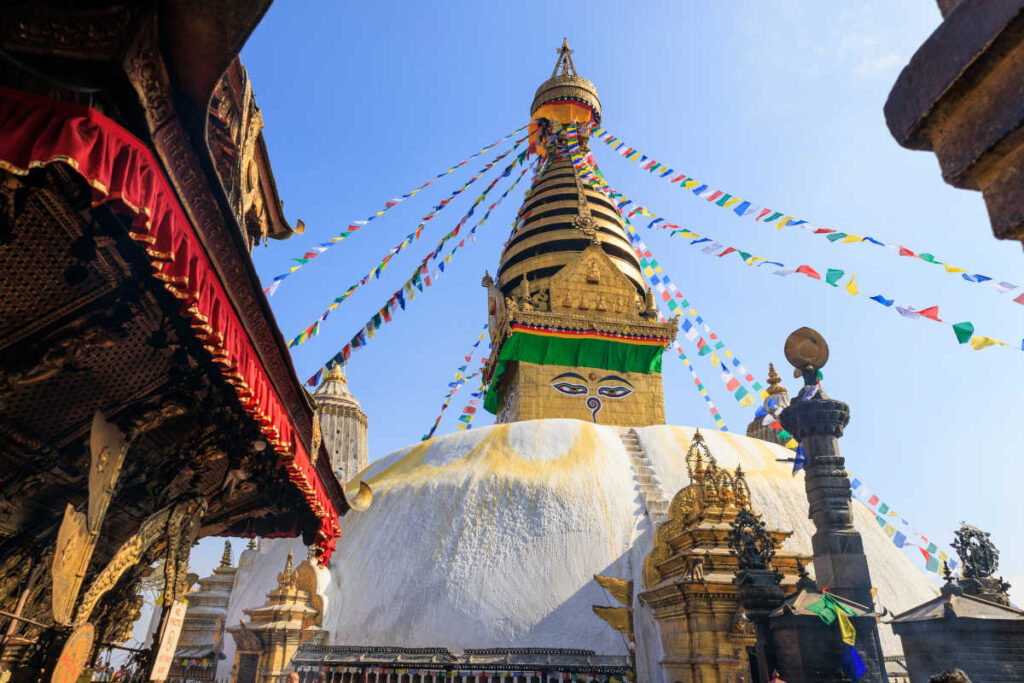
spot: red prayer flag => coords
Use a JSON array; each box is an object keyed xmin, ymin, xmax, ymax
[
  {"xmin": 899, "ymin": 246, "xmax": 916, "ymax": 257},
  {"xmin": 718, "ymin": 247, "xmax": 736, "ymax": 258},
  {"xmin": 918, "ymin": 306, "xmax": 941, "ymax": 321},
  {"xmin": 796, "ymin": 265, "xmax": 821, "ymax": 279}
]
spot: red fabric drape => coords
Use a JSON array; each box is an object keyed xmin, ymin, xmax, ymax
[{"xmin": 0, "ymin": 86, "xmax": 339, "ymax": 563}]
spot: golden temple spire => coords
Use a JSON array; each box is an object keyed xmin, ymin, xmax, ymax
[
  {"xmin": 766, "ymin": 362, "xmax": 786, "ymax": 395},
  {"xmin": 246, "ymin": 537, "xmax": 257, "ymax": 551},
  {"xmin": 220, "ymin": 540, "xmax": 233, "ymax": 568}
]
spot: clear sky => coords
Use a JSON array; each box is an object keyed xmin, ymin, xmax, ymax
[{"xmin": 181, "ymin": 2, "xmax": 1023, "ymax": 608}]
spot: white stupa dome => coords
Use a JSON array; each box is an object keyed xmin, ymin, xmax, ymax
[{"xmin": 226, "ymin": 419, "xmax": 936, "ymax": 680}]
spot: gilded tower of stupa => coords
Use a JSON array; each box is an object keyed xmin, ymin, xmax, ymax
[{"xmin": 483, "ymin": 40, "xmax": 677, "ymax": 426}]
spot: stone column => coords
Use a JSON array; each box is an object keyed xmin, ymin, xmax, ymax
[{"xmin": 778, "ymin": 385, "xmax": 874, "ymax": 607}]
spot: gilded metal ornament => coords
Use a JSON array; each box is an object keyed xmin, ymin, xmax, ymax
[
  {"xmin": 88, "ymin": 410, "xmax": 129, "ymax": 534},
  {"xmin": 783, "ymin": 326, "xmax": 829, "ymax": 380},
  {"xmin": 50, "ymin": 623, "xmax": 94, "ymax": 683},
  {"xmin": 51, "ymin": 504, "xmax": 93, "ymax": 625}
]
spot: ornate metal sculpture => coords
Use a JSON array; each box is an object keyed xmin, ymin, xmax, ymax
[
  {"xmin": 952, "ymin": 522, "xmax": 999, "ymax": 579},
  {"xmin": 727, "ymin": 508, "xmax": 777, "ymax": 571},
  {"xmin": 951, "ymin": 522, "xmax": 1011, "ymax": 605}
]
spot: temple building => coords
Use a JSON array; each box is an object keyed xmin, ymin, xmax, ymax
[
  {"xmin": 744, "ymin": 363, "xmax": 791, "ymax": 447},
  {"xmin": 313, "ymin": 366, "xmax": 369, "ymax": 484},
  {"xmin": 0, "ymin": 2, "xmax": 356, "ymax": 678},
  {"xmin": 216, "ymin": 43, "xmax": 942, "ymax": 683},
  {"xmin": 168, "ymin": 542, "xmax": 238, "ymax": 681}
]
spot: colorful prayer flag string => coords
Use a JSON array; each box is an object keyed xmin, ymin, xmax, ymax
[
  {"xmin": 422, "ymin": 325, "xmax": 489, "ymax": 440},
  {"xmin": 264, "ymin": 126, "xmax": 528, "ymax": 296},
  {"xmin": 454, "ymin": 364, "xmax": 489, "ymax": 432},
  {"xmin": 590, "ymin": 127, "xmax": 1024, "ymax": 306},
  {"xmin": 287, "ymin": 146, "xmax": 527, "ymax": 348},
  {"xmin": 567, "ymin": 126, "xmax": 1019, "ymax": 355},
  {"xmin": 306, "ymin": 164, "xmax": 531, "ymax": 386}
]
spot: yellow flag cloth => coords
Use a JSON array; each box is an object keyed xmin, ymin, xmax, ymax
[
  {"xmin": 970, "ymin": 336, "xmax": 1003, "ymax": 350},
  {"xmin": 845, "ymin": 274, "xmax": 859, "ymax": 296},
  {"xmin": 836, "ymin": 606, "xmax": 857, "ymax": 646}
]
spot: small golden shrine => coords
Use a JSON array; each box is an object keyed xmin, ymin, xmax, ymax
[
  {"xmin": 227, "ymin": 550, "xmax": 326, "ymax": 683},
  {"xmin": 639, "ymin": 431, "xmax": 809, "ymax": 683}
]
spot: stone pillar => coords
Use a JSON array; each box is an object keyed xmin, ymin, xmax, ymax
[
  {"xmin": 778, "ymin": 337, "xmax": 871, "ymax": 609},
  {"xmin": 777, "ymin": 327, "xmax": 887, "ymax": 679}
]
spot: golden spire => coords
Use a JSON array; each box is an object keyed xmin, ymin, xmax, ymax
[
  {"xmin": 220, "ymin": 540, "xmax": 233, "ymax": 568},
  {"xmin": 328, "ymin": 363, "xmax": 346, "ymax": 381},
  {"xmin": 766, "ymin": 362, "xmax": 787, "ymax": 395},
  {"xmin": 246, "ymin": 537, "xmax": 257, "ymax": 551}
]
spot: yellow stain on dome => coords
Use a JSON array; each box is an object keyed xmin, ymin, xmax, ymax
[
  {"xmin": 340, "ymin": 422, "xmax": 628, "ymax": 565},
  {"xmin": 352, "ymin": 423, "xmax": 617, "ymax": 496}
]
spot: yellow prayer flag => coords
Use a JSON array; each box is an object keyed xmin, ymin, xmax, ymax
[
  {"xmin": 970, "ymin": 336, "xmax": 1004, "ymax": 350},
  {"xmin": 723, "ymin": 197, "xmax": 741, "ymax": 209},
  {"xmin": 836, "ymin": 607, "xmax": 857, "ymax": 646},
  {"xmin": 739, "ymin": 394, "xmax": 756, "ymax": 408},
  {"xmin": 846, "ymin": 274, "xmax": 859, "ymax": 296},
  {"xmin": 776, "ymin": 217, "xmax": 792, "ymax": 229},
  {"xmin": 785, "ymin": 438, "xmax": 798, "ymax": 449},
  {"xmin": 709, "ymin": 352, "xmax": 721, "ymax": 366},
  {"xmin": 842, "ymin": 234, "xmax": 864, "ymax": 243},
  {"xmin": 759, "ymin": 390, "xmax": 770, "ymax": 399},
  {"xmin": 944, "ymin": 264, "xmax": 966, "ymax": 274}
]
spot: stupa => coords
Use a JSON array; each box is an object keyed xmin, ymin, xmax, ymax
[{"xmin": 222, "ymin": 42, "xmax": 938, "ymax": 683}]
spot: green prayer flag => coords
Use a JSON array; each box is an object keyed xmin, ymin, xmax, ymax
[
  {"xmin": 778, "ymin": 430, "xmax": 791, "ymax": 440},
  {"xmin": 826, "ymin": 232, "xmax": 848, "ymax": 242},
  {"xmin": 878, "ymin": 503, "xmax": 889, "ymax": 515},
  {"xmin": 953, "ymin": 321, "xmax": 975, "ymax": 344},
  {"xmin": 919, "ymin": 253, "xmax": 936, "ymax": 263},
  {"xmin": 737, "ymin": 250, "xmax": 752, "ymax": 262},
  {"xmin": 806, "ymin": 594, "xmax": 857, "ymax": 625},
  {"xmin": 825, "ymin": 269, "xmax": 845, "ymax": 286}
]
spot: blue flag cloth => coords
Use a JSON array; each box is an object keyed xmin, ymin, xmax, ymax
[
  {"xmin": 893, "ymin": 531, "xmax": 907, "ymax": 548},
  {"xmin": 842, "ymin": 644, "xmax": 867, "ymax": 679},
  {"xmin": 870, "ymin": 295, "xmax": 894, "ymax": 306},
  {"xmin": 792, "ymin": 445, "xmax": 807, "ymax": 474}
]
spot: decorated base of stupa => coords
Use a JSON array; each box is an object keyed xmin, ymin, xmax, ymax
[{"xmin": 218, "ymin": 419, "xmax": 936, "ymax": 681}]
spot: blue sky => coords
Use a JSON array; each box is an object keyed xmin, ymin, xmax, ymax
[{"xmin": 182, "ymin": 2, "xmax": 1023, "ymax": 606}]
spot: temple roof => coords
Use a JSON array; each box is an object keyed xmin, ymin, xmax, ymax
[{"xmin": 892, "ymin": 589, "xmax": 1024, "ymax": 623}]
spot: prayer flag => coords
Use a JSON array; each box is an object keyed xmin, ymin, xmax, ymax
[{"xmin": 952, "ymin": 321, "xmax": 974, "ymax": 344}]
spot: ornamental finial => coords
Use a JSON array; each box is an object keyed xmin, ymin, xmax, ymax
[
  {"xmin": 553, "ymin": 38, "xmax": 578, "ymax": 78},
  {"xmin": 783, "ymin": 327, "xmax": 829, "ymax": 385},
  {"xmin": 220, "ymin": 540, "xmax": 232, "ymax": 568},
  {"xmin": 766, "ymin": 362, "xmax": 786, "ymax": 395}
]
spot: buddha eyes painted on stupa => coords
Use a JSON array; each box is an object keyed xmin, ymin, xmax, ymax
[{"xmin": 550, "ymin": 371, "xmax": 635, "ymax": 422}]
